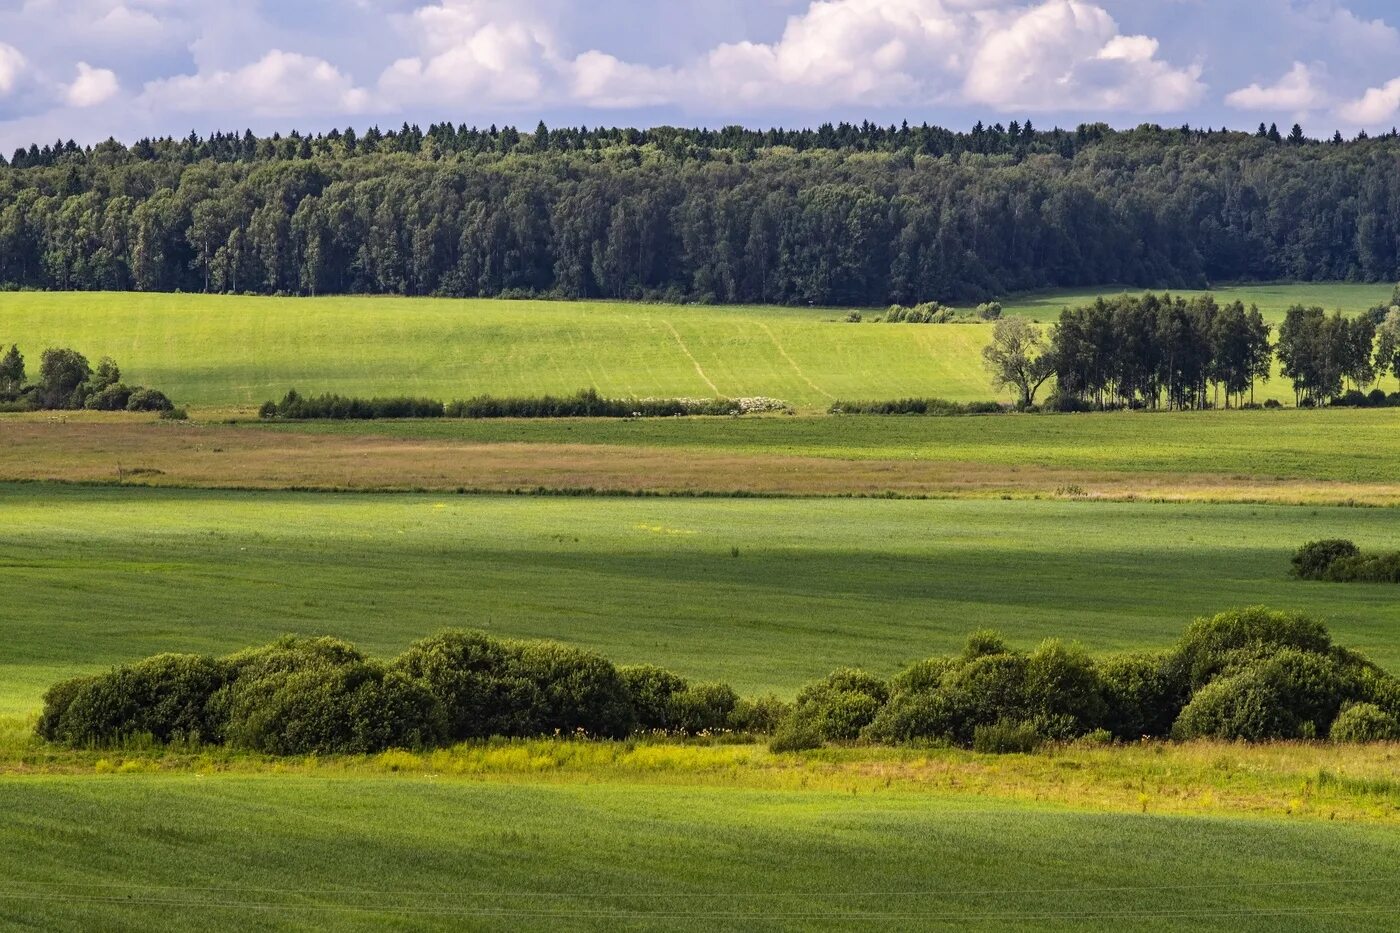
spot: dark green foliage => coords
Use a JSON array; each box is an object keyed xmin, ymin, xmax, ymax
[
  {"xmin": 8, "ymin": 123, "xmax": 1400, "ymax": 304},
  {"xmin": 1098, "ymin": 652, "xmax": 1185, "ymax": 739},
  {"xmin": 1330, "ymin": 703, "xmax": 1400, "ymax": 743},
  {"xmin": 0, "ymin": 344, "xmax": 25, "ymax": 398},
  {"xmin": 84, "ymin": 383, "xmax": 134, "ymax": 411},
  {"xmin": 972, "ymin": 720, "xmax": 1043, "ymax": 754},
  {"xmin": 1172, "ymin": 606, "xmax": 1332, "ymax": 690},
  {"xmin": 36, "ymin": 654, "xmax": 230, "ymax": 746},
  {"xmin": 768, "ymin": 717, "xmax": 827, "ymax": 753},
  {"xmin": 261, "ymin": 387, "xmax": 746, "ymax": 420},
  {"xmin": 36, "ymin": 347, "xmax": 91, "ymax": 409},
  {"xmin": 126, "ymin": 388, "xmax": 174, "ymax": 412},
  {"xmin": 785, "ymin": 668, "xmax": 888, "ymax": 742},
  {"xmin": 1291, "ymin": 540, "xmax": 1360, "ymax": 579},
  {"xmin": 1024, "ymin": 640, "xmax": 1107, "ymax": 739},
  {"xmin": 829, "ymin": 398, "xmax": 1004, "ymax": 415},
  {"xmin": 667, "ymin": 683, "xmax": 740, "ymax": 734},
  {"xmin": 619, "ymin": 665, "xmax": 688, "ymax": 730},
  {"xmin": 223, "ymin": 661, "xmax": 445, "ymax": 755},
  {"xmin": 394, "ymin": 630, "xmax": 636, "ymax": 740},
  {"xmin": 728, "ymin": 695, "xmax": 791, "ymax": 735}
]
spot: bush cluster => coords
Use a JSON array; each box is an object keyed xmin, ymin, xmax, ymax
[
  {"xmin": 1333, "ymin": 388, "xmax": 1400, "ymax": 409},
  {"xmin": 776, "ymin": 608, "xmax": 1400, "ymax": 752},
  {"xmin": 828, "ymin": 398, "xmax": 1005, "ymax": 416},
  {"xmin": 37, "ymin": 609, "xmax": 1400, "ymax": 756},
  {"xmin": 37, "ymin": 631, "xmax": 781, "ymax": 754},
  {"xmin": 0, "ymin": 344, "xmax": 176, "ymax": 412},
  {"xmin": 259, "ymin": 387, "xmax": 761, "ymax": 420},
  {"xmin": 1292, "ymin": 540, "xmax": 1400, "ymax": 583}
]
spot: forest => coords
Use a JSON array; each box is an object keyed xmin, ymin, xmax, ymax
[{"xmin": 4, "ymin": 120, "xmax": 1400, "ymax": 303}]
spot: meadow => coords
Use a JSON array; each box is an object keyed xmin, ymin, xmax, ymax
[
  {"xmin": 7, "ymin": 483, "xmax": 1400, "ymax": 716},
  {"xmin": 0, "ymin": 284, "xmax": 1393, "ymax": 411}
]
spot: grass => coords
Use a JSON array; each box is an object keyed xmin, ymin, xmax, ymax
[
  {"xmin": 2, "ymin": 739, "xmax": 1399, "ymax": 930},
  {"xmin": 1, "ymin": 286, "xmax": 1393, "ymax": 411},
  {"xmin": 11, "ymin": 409, "xmax": 1400, "ymax": 504},
  {"xmin": 997, "ymin": 282, "xmax": 1396, "ymax": 322},
  {"xmin": 7, "ymin": 483, "xmax": 1400, "ymax": 715}
]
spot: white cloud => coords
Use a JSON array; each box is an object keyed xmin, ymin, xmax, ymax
[
  {"xmin": 66, "ymin": 62, "xmax": 119, "ymax": 108},
  {"xmin": 0, "ymin": 43, "xmax": 26, "ymax": 97},
  {"xmin": 965, "ymin": 1, "xmax": 1203, "ymax": 112},
  {"xmin": 569, "ymin": 52, "xmax": 678, "ymax": 108},
  {"xmin": 140, "ymin": 50, "xmax": 368, "ymax": 117},
  {"xmin": 1225, "ymin": 62, "xmax": 1327, "ymax": 112},
  {"xmin": 1341, "ymin": 77, "xmax": 1400, "ymax": 125}
]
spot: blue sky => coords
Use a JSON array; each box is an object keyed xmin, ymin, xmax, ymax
[{"xmin": 4, "ymin": 0, "xmax": 1400, "ymax": 153}]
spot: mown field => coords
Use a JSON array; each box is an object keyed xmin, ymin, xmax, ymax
[
  {"xmin": 6, "ymin": 483, "xmax": 1400, "ymax": 716},
  {"xmin": 0, "ymin": 284, "xmax": 1393, "ymax": 410}
]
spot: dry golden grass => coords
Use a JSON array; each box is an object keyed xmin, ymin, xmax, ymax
[{"xmin": 4, "ymin": 416, "xmax": 1400, "ymax": 504}]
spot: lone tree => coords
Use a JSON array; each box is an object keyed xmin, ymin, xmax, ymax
[
  {"xmin": 983, "ymin": 317, "xmax": 1053, "ymax": 408},
  {"xmin": 0, "ymin": 344, "xmax": 23, "ymax": 399}
]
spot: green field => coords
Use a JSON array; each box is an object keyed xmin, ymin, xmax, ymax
[
  {"xmin": 272, "ymin": 406, "xmax": 1400, "ymax": 486},
  {"xmin": 998, "ymin": 282, "xmax": 1395, "ymax": 322},
  {"xmin": 6, "ymin": 483, "xmax": 1400, "ymax": 716},
  {"xmin": 1, "ymin": 284, "xmax": 1392, "ymax": 410},
  {"xmin": 3, "ymin": 771, "xmax": 1397, "ymax": 931}
]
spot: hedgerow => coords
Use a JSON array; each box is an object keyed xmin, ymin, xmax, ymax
[{"xmin": 35, "ymin": 609, "xmax": 1400, "ymax": 755}]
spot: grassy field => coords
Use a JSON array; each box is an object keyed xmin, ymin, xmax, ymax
[
  {"xmin": 2, "ymin": 736, "xmax": 1399, "ymax": 931},
  {"xmin": 7, "ymin": 483, "xmax": 1400, "ymax": 715},
  {"xmin": 1, "ymin": 285, "xmax": 1393, "ymax": 410},
  {"xmin": 998, "ymin": 282, "xmax": 1396, "ymax": 321},
  {"xmin": 9, "ymin": 409, "xmax": 1400, "ymax": 504}
]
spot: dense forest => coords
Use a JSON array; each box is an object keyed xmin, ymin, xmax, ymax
[{"xmin": 4, "ymin": 119, "xmax": 1400, "ymax": 304}]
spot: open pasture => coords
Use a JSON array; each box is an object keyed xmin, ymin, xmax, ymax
[
  {"xmin": 2, "ymin": 286, "xmax": 1393, "ymax": 411},
  {"xmin": 5, "ymin": 484, "xmax": 1400, "ymax": 715}
]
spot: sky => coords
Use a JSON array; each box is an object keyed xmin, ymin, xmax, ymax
[{"xmin": 5, "ymin": 0, "xmax": 1400, "ymax": 153}]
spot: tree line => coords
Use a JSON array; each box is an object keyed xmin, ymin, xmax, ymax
[
  {"xmin": 984, "ymin": 292, "xmax": 1400, "ymax": 410},
  {"xmin": 8, "ymin": 122, "xmax": 1400, "ymax": 303},
  {"xmin": 0, "ymin": 344, "xmax": 175, "ymax": 412}
]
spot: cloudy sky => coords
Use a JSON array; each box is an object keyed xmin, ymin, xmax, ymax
[{"xmin": 4, "ymin": 0, "xmax": 1400, "ymax": 153}]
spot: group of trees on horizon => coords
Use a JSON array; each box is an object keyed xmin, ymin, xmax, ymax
[
  {"xmin": 984, "ymin": 293, "xmax": 1400, "ymax": 410},
  {"xmin": 6, "ymin": 120, "xmax": 1400, "ymax": 304}
]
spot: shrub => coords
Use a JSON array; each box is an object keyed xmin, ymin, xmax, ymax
[
  {"xmin": 84, "ymin": 383, "xmax": 133, "ymax": 411},
  {"xmin": 1291, "ymin": 540, "xmax": 1360, "ymax": 580},
  {"xmin": 159, "ymin": 407, "xmax": 188, "ymax": 421},
  {"xmin": 828, "ymin": 398, "xmax": 1004, "ymax": 416},
  {"xmin": 1173, "ymin": 607, "xmax": 1332, "ymax": 690},
  {"xmin": 37, "ymin": 654, "xmax": 230, "ymax": 746},
  {"xmin": 786, "ymin": 668, "xmax": 888, "ymax": 742},
  {"xmin": 1023, "ymin": 640, "xmax": 1106, "ymax": 738},
  {"xmin": 392, "ymin": 630, "xmax": 542, "ymax": 739},
  {"xmin": 1330, "ymin": 703, "xmax": 1400, "ymax": 743},
  {"xmin": 932, "ymin": 653, "xmax": 1030, "ymax": 744},
  {"xmin": 1172, "ymin": 649, "xmax": 1352, "ymax": 741},
  {"xmin": 972, "ymin": 719, "xmax": 1042, "ymax": 754},
  {"xmin": 667, "ymin": 682, "xmax": 739, "ymax": 734},
  {"xmin": 126, "ymin": 387, "xmax": 175, "ymax": 412},
  {"xmin": 1098, "ymin": 652, "xmax": 1184, "ymax": 739},
  {"xmin": 619, "ymin": 665, "xmax": 687, "ymax": 730},
  {"xmin": 1322, "ymin": 551, "xmax": 1400, "ymax": 583},
  {"xmin": 769, "ymin": 717, "xmax": 826, "ymax": 753},
  {"xmin": 223, "ymin": 661, "xmax": 445, "ymax": 755},
  {"xmin": 1263, "ymin": 399, "xmax": 1283, "ymax": 409},
  {"xmin": 863, "ymin": 691, "xmax": 959, "ymax": 744},
  {"xmin": 512, "ymin": 640, "xmax": 636, "ymax": 738},
  {"xmin": 728, "ymin": 694, "xmax": 791, "ymax": 734},
  {"xmin": 975, "ymin": 301, "xmax": 1004, "ymax": 320}
]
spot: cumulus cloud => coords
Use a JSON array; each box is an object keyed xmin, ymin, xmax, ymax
[
  {"xmin": 0, "ymin": 43, "xmax": 25, "ymax": 97},
  {"xmin": 141, "ymin": 50, "xmax": 369, "ymax": 117},
  {"xmin": 965, "ymin": 2, "xmax": 1203, "ymax": 112},
  {"xmin": 66, "ymin": 62, "xmax": 120, "ymax": 108},
  {"xmin": 1340, "ymin": 78, "xmax": 1400, "ymax": 125},
  {"xmin": 1225, "ymin": 62, "xmax": 1327, "ymax": 112}
]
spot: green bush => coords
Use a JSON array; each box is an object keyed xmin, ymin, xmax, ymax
[
  {"xmin": 619, "ymin": 665, "xmax": 687, "ymax": 730},
  {"xmin": 1330, "ymin": 703, "xmax": 1400, "ymax": 743},
  {"xmin": 972, "ymin": 719, "xmax": 1043, "ymax": 754},
  {"xmin": 1024, "ymin": 640, "xmax": 1106, "ymax": 738},
  {"xmin": 84, "ymin": 383, "xmax": 134, "ymax": 411},
  {"xmin": 513, "ymin": 640, "xmax": 636, "ymax": 738},
  {"xmin": 1172, "ymin": 649, "xmax": 1352, "ymax": 741},
  {"xmin": 223, "ymin": 661, "xmax": 444, "ymax": 755},
  {"xmin": 1098, "ymin": 652, "xmax": 1184, "ymax": 739},
  {"xmin": 785, "ymin": 668, "xmax": 888, "ymax": 742},
  {"xmin": 1173, "ymin": 607, "xmax": 1332, "ymax": 690},
  {"xmin": 1323, "ymin": 552, "xmax": 1400, "ymax": 583},
  {"xmin": 126, "ymin": 387, "xmax": 175, "ymax": 412},
  {"xmin": 728, "ymin": 694, "xmax": 791, "ymax": 735},
  {"xmin": 392, "ymin": 630, "xmax": 543, "ymax": 739},
  {"xmin": 36, "ymin": 654, "xmax": 230, "ymax": 746},
  {"xmin": 768, "ymin": 717, "xmax": 826, "ymax": 753},
  {"xmin": 667, "ymin": 682, "xmax": 739, "ymax": 734},
  {"xmin": 1291, "ymin": 540, "xmax": 1360, "ymax": 579}
]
